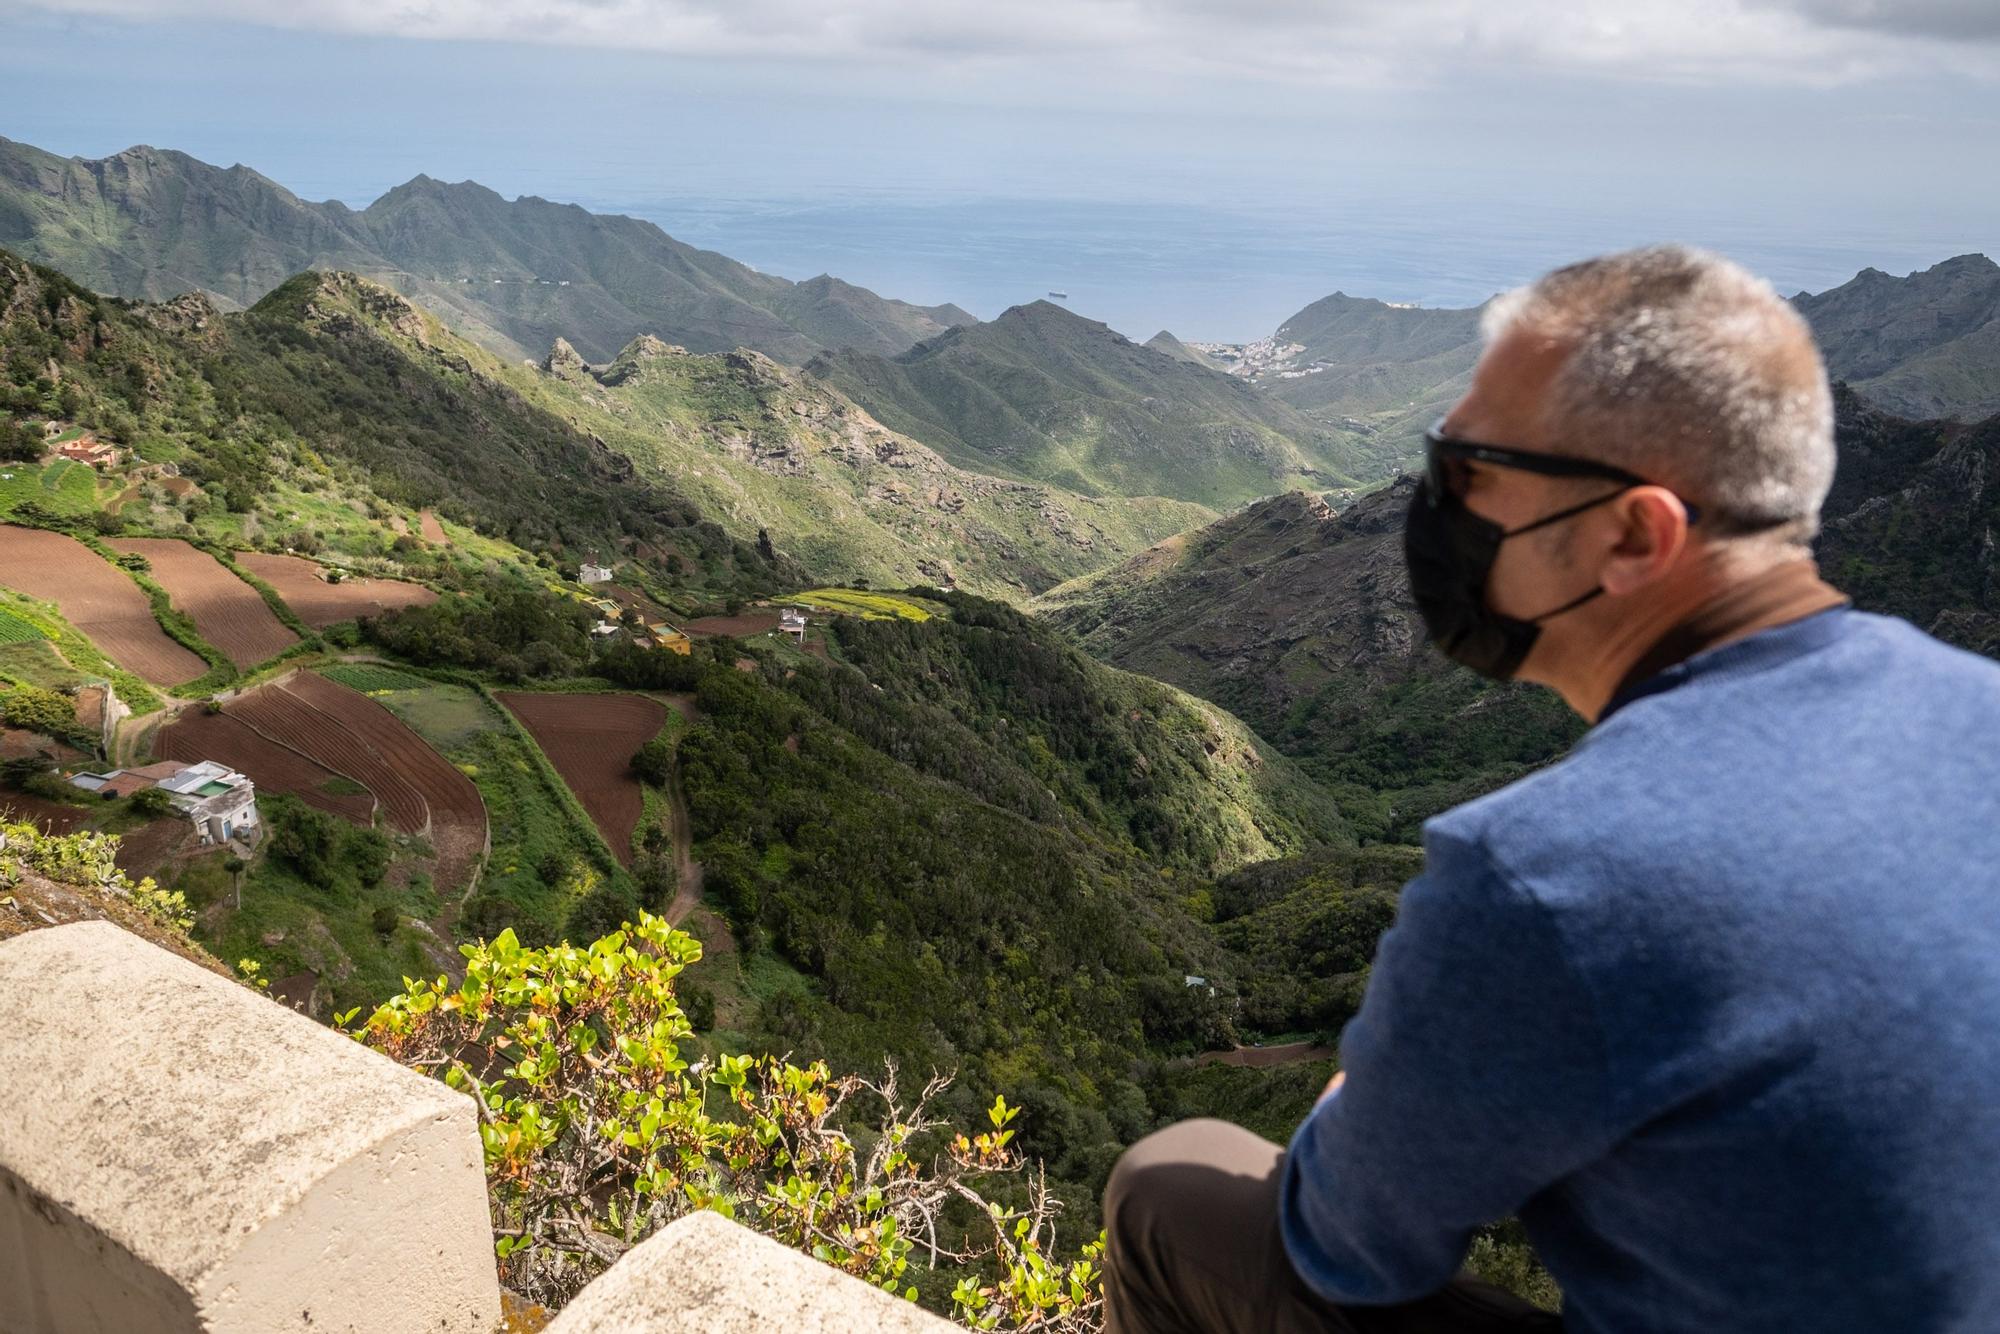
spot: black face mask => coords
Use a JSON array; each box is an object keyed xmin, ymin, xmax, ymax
[{"xmin": 1403, "ymin": 479, "xmax": 1632, "ymax": 681}]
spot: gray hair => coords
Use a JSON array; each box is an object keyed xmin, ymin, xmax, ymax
[{"xmin": 1482, "ymin": 244, "xmax": 1834, "ymax": 544}]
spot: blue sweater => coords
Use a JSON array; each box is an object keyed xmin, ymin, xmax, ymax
[{"xmin": 1280, "ymin": 609, "xmax": 2000, "ymax": 1331}]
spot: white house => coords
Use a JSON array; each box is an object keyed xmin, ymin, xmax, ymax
[
  {"xmin": 779, "ymin": 607, "xmax": 808, "ymax": 641},
  {"xmin": 155, "ymin": 761, "xmax": 260, "ymax": 845},
  {"xmin": 71, "ymin": 759, "xmax": 259, "ymax": 845},
  {"xmin": 579, "ymin": 563, "xmax": 614, "ymax": 584}
]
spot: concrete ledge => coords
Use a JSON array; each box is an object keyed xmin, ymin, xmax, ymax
[
  {"xmin": 544, "ymin": 1210, "xmax": 956, "ymax": 1333},
  {"xmin": 0, "ymin": 921, "xmax": 500, "ymax": 1333}
]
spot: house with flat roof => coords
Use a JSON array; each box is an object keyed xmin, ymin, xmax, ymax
[
  {"xmin": 645, "ymin": 622, "xmax": 693, "ymax": 655},
  {"xmin": 51, "ymin": 434, "xmax": 121, "ymax": 470},
  {"xmin": 579, "ymin": 563, "xmax": 614, "ymax": 584},
  {"xmin": 70, "ymin": 759, "xmax": 259, "ymax": 845}
]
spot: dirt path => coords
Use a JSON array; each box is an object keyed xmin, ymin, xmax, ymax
[
  {"xmin": 664, "ymin": 761, "xmax": 704, "ymax": 926},
  {"xmin": 1194, "ymin": 1040, "xmax": 1337, "ymax": 1069},
  {"xmin": 660, "ymin": 694, "xmax": 703, "ymax": 925}
]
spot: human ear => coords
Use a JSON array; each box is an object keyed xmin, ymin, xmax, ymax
[{"xmin": 1598, "ymin": 486, "xmax": 1690, "ymax": 596}]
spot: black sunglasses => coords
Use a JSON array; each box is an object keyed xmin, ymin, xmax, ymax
[{"xmin": 1421, "ymin": 419, "xmax": 1702, "ymax": 524}]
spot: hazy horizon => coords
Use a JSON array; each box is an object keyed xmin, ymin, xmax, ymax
[{"xmin": 3, "ymin": 2, "xmax": 1996, "ymax": 340}]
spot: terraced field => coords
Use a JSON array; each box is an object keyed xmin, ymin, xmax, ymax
[
  {"xmin": 0, "ymin": 459, "xmax": 99, "ymax": 521},
  {"xmin": 0, "ymin": 525, "xmax": 207, "ymax": 685},
  {"xmin": 496, "ymin": 691, "xmax": 666, "ymax": 866},
  {"xmin": 230, "ymin": 686, "xmax": 430, "ymax": 833},
  {"xmin": 158, "ymin": 672, "xmax": 487, "ymax": 890},
  {"xmin": 684, "ymin": 609, "xmax": 780, "ymax": 637},
  {"xmin": 288, "ymin": 672, "xmax": 486, "ymax": 890},
  {"xmin": 0, "ymin": 606, "xmax": 43, "ymax": 644},
  {"xmin": 233, "ymin": 552, "xmax": 436, "ymax": 628},
  {"xmin": 107, "ymin": 538, "xmax": 297, "ymax": 668}
]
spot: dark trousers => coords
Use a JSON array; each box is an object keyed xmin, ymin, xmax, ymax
[{"xmin": 1102, "ymin": 1119, "xmax": 1563, "ymax": 1334}]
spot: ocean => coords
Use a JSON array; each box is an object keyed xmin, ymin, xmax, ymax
[{"xmin": 602, "ymin": 192, "xmax": 1994, "ymax": 345}]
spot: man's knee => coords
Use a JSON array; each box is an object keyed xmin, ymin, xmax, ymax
[{"xmin": 1104, "ymin": 1118, "xmax": 1273, "ymax": 1242}]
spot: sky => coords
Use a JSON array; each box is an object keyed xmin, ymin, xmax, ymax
[{"xmin": 1, "ymin": 0, "xmax": 1996, "ymax": 339}]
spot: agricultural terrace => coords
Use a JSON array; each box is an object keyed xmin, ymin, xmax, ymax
[
  {"xmin": 418, "ymin": 509, "xmax": 450, "ymax": 545},
  {"xmin": 0, "ymin": 525, "xmax": 206, "ymax": 686},
  {"xmin": 157, "ymin": 674, "xmax": 487, "ymax": 891},
  {"xmin": 0, "ymin": 606, "xmax": 43, "ymax": 645},
  {"xmin": 683, "ymin": 609, "xmax": 780, "ymax": 637},
  {"xmin": 106, "ymin": 538, "xmax": 297, "ymax": 669},
  {"xmin": 233, "ymin": 551, "xmax": 436, "ymax": 628},
  {"xmin": 288, "ymin": 672, "xmax": 485, "ymax": 892},
  {"xmin": 784, "ymin": 588, "xmax": 938, "ymax": 621},
  {"xmin": 323, "ymin": 664, "xmax": 621, "ymax": 942},
  {"xmin": 0, "ymin": 457, "xmax": 103, "ymax": 521},
  {"xmin": 495, "ymin": 691, "xmax": 666, "ymax": 868}
]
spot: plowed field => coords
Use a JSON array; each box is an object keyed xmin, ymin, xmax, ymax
[
  {"xmin": 158, "ymin": 710, "xmax": 374, "ymax": 825},
  {"xmin": 234, "ymin": 552, "xmax": 436, "ymax": 628},
  {"xmin": 289, "ymin": 672, "xmax": 486, "ymax": 890},
  {"xmin": 230, "ymin": 686, "xmax": 429, "ymax": 833},
  {"xmin": 418, "ymin": 510, "xmax": 450, "ymax": 545},
  {"xmin": 684, "ymin": 609, "xmax": 780, "ymax": 637},
  {"xmin": 496, "ymin": 691, "xmax": 666, "ymax": 866},
  {"xmin": 108, "ymin": 538, "xmax": 297, "ymax": 669},
  {"xmin": 0, "ymin": 525, "xmax": 207, "ymax": 685}
]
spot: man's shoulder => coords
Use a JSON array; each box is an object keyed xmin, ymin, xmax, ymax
[{"xmin": 1428, "ymin": 608, "xmax": 2000, "ymax": 887}]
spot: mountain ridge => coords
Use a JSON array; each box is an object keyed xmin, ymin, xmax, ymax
[
  {"xmin": 807, "ymin": 299, "xmax": 1397, "ymax": 509},
  {"xmin": 1791, "ymin": 253, "xmax": 2000, "ymax": 421},
  {"xmin": 0, "ymin": 135, "xmax": 975, "ymax": 366}
]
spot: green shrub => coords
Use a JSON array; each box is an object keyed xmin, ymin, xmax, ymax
[
  {"xmin": 630, "ymin": 735, "xmax": 674, "ymax": 786},
  {"xmin": 0, "ymin": 683, "xmax": 72, "ymax": 736},
  {"xmin": 353, "ymin": 914, "xmax": 1104, "ymax": 1328},
  {"xmin": 128, "ymin": 786, "xmax": 174, "ymax": 818}
]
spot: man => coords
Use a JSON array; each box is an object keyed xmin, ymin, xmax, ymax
[{"xmin": 1101, "ymin": 245, "xmax": 2000, "ymax": 1332}]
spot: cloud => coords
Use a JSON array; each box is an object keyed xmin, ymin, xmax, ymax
[
  {"xmin": 12, "ymin": 0, "xmax": 1998, "ymax": 86},
  {"xmin": 1753, "ymin": 0, "xmax": 2000, "ymax": 43}
]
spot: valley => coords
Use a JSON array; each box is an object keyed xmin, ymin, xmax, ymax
[{"xmin": 4, "ymin": 127, "xmax": 1998, "ymax": 1317}]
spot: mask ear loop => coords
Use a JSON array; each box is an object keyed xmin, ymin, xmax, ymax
[
  {"xmin": 1499, "ymin": 485, "xmax": 1633, "ymax": 539},
  {"xmin": 1501, "ymin": 486, "xmax": 1632, "ymax": 624},
  {"xmin": 1528, "ymin": 583, "xmax": 1605, "ymax": 623}
]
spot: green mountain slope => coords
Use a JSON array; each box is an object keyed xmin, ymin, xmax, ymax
[
  {"xmin": 1261, "ymin": 292, "xmax": 1484, "ymax": 431},
  {"xmin": 1143, "ymin": 329, "xmax": 1228, "ymax": 372},
  {"xmin": 1034, "ymin": 484, "xmax": 1582, "ymax": 840},
  {"xmin": 807, "ymin": 301, "xmax": 1395, "ymax": 508},
  {"xmin": 1792, "ymin": 254, "xmax": 2000, "ymax": 421},
  {"xmin": 1, "ymin": 249, "xmax": 1199, "ymax": 599},
  {"xmin": 511, "ymin": 333, "xmax": 1213, "ymax": 597},
  {"xmin": 1817, "ymin": 386, "xmax": 2000, "ymax": 652},
  {"xmin": 0, "ymin": 250, "xmax": 786, "ymax": 589},
  {"xmin": 667, "ymin": 591, "xmax": 1346, "ymax": 1195},
  {"xmin": 0, "ymin": 136, "xmax": 973, "ymax": 365}
]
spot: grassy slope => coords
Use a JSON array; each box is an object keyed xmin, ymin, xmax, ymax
[
  {"xmin": 504, "ymin": 336, "xmax": 1213, "ymax": 598},
  {"xmin": 1034, "ymin": 485, "xmax": 1587, "ymax": 841},
  {"xmin": 808, "ymin": 301, "xmax": 1396, "ymax": 509}
]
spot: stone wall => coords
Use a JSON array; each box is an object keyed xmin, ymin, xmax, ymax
[
  {"xmin": 545, "ymin": 1210, "xmax": 955, "ymax": 1334},
  {"xmin": 0, "ymin": 921, "xmax": 501, "ymax": 1333}
]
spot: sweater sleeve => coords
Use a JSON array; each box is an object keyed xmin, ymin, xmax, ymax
[{"xmin": 1278, "ymin": 827, "xmax": 1615, "ymax": 1304}]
